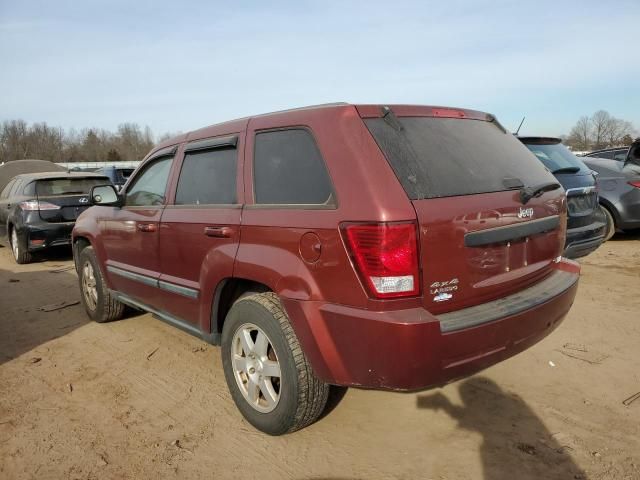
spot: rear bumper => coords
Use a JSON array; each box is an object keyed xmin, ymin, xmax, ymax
[
  {"xmin": 282, "ymin": 259, "xmax": 580, "ymax": 391},
  {"xmin": 564, "ymin": 216, "xmax": 606, "ymax": 259},
  {"xmin": 24, "ymin": 221, "xmax": 74, "ymax": 251}
]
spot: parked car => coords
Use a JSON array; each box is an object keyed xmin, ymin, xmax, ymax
[
  {"xmin": 582, "ymin": 138, "xmax": 640, "ymax": 239},
  {"xmin": 95, "ymin": 165, "xmax": 134, "ymax": 191},
  {"xmin": 583, "ymin": 146, "xmax": 629, "ymax": 162},
  {"xmin": 0, "ymin": 172, "xmax": 111, "ymax": 263},
  {"xmin": 73, "ymin": 104, "xmax": 580, "ymax": 435},
  {"xmin": 518, "ymin": 137, "xmax": 607, "ymax": 257}
]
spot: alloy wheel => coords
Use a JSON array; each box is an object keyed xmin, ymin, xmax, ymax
[
  {"xmin": 81, "ymin": 261, "xmax": 98, "ymax": 311},
  {"xmin": 231, "ymin": 323, "xmax": 281, "ymax": 413},
  {"xmin": 11, "ymin": 228, "xmax": 19, "ymax": 260}
]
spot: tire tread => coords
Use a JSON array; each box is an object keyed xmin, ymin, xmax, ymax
[
  {"xmin": 234, "ymin": 292, "xmax": 329, "ymax": 433},
  {"xmin": 78, "ymin": 246, "xmax": 125, "ymax": 323}
]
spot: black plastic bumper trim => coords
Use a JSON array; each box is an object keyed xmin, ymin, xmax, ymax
[
  {"xmin": 464, "ymin": 216, "xmax": 560, "ymax": 247},
  {"xmin": 438, "ymin": 269, "xmax": 578, "ymax": 333}
]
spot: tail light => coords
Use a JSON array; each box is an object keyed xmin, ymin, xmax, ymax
[
  {"xmin": 628, "ymin": 181, "xmax": 640, "ymax": 189},
  {"xmin": 341, "ymin": 222, "xmax": 420, "ymax": 299},
  {"xmin": 19, "ymin": 200, "xmax": 61, "ymax": 211}
]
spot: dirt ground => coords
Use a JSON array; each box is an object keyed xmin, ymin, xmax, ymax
[{"xmin": 1, "ymin": 234, "xmax": 639, "ymax": 480}]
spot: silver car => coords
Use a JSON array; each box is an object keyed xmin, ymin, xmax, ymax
[{"xmin": 583, "ymin": 139, "xmax": 640, "ymax": 240}]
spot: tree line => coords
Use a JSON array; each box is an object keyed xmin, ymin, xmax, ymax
[
  {"xmin": 0, "ymin": 120, "xmax": 178, "ymax": 163},
  {"xmin": 564, "ymin": 110, "xmax": 636, "ymax": 151},
  {"xmin": 2, "ymin": 111, "xmax": 635, "ymax": 163}
]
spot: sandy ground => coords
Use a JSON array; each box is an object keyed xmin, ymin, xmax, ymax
[{"xmin": 0, "ymin": 234, "xmax": 639, "ymax": 480}]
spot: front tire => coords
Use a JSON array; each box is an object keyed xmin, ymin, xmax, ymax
[
  {"xmin": 10, "ymin": 227, "xmax": 32, "ymax": 264},
  {"xmin": 77, "ymin": 246, "xmax": 125, "ymax": 323},
  {"xmin": 221, "ymin": 292, "xmax": 329, "ymax": 435}
]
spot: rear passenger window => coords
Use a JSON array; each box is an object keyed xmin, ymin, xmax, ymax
[
  {"xmin": 254, "ymin": 129, "xmax": 334, "ymax": 205},
  {"xmin": 175, "ymin": 148, "xmax": 237, "ymax": 205}
]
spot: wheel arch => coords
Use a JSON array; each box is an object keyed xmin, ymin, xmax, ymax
[
  {"xmin": 72, "ymin": 236, "xmax": 92, "ymax": 272},
  {"xmin": 210, "ymin": 277, "xmax": 272, "ymax": 343},
  {"xmin": 599, "ymin": 198, "xmax": 620, "ymax": 226}
]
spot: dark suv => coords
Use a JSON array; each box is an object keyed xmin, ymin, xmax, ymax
[
  {"xmin": 519, "ymin": 137, "xmax": 607, "ymax": 256},
  {"xmin": 73, "ymin": 104, "xmax": 580, "ymax": 435}
]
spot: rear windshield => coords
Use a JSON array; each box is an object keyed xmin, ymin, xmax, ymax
[
  {"xmin": 36, "ymin": 178, "xmax": 108, "ymax": 196},
  {"xmin": 365, "ymin": 117, "xmax": 552, "ymax": 199},
  {"xmin": 521, "ymin": 141, "xmax": 588, "ymax": 173}
]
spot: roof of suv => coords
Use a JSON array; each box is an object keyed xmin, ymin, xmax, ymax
[{"xmin": 152, "ymin": 103, "xmax": 492, "ymax": 156}]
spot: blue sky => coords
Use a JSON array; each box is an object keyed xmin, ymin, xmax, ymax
[{"xmin": 0, "ymin": 0, "xmax": 638, "ymax": 138}]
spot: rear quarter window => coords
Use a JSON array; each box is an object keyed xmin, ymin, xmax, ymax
[
  {"xmin": 365, "ymin": 117, "xmax": 552, "ymax": 199},
  {"xmin": 253, "ymin": 129, "xmax": 335, "ymax": 205}
]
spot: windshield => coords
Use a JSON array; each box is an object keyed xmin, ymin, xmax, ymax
[
  {"xmin": 522, "ymin": 142, "xmax": 586, "ymax": 173},
  {"xmin": 365, "ymin": 117, "xmax": 553, "ymax": 199},
  {"xmin": 36, "ymin": 178, "xmax": 108, "ymax": 196}
]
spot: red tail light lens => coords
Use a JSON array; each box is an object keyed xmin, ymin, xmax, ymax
[
  {"xmin": 628, "ymin": 181, "xmax": 640, "ymax": 189},
  {"xmin": 341, "ymin": 222, "xmax": 420, "ymax": 299},
  {"xmin": 19, "ymin": 200, "xmax": 60, "ymax": 211}
]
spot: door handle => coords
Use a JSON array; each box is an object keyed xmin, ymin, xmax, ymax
[
  {"xmin": 137, "ymin": 222, "xmax": 158, "ymax": 233},
  {"xmin": 204, "ymin": 226, "xmax": 233, "ymax": 238}
]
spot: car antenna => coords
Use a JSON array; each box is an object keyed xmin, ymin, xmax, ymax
[{"xmin": 515, "ymin": 117, "xmax": 526, "ymax": 135}]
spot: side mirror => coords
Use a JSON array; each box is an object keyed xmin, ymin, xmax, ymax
[{"xmin": 90, "ymin": 185, "xmax": 121, "ymax": 207}]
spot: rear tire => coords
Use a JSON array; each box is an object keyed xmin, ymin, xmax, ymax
[
  {"xmin": 601, "ymin": 206, "xmax": 616, "ymax": 241},
  {"xmin": 221, "ymin": 292, "xmax": 329, "ymax": 435},
  {"xmin": 77, "ymin": 246, "xmax": 125, "ymax": 323},
  {"xmin": 10, "ymin": 227, "xmax": 32, "ymax": 264}
]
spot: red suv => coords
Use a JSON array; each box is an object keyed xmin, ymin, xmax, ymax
[{"xmin": 72, "ymin": 104, "xmax": 580, "ymax": 435}]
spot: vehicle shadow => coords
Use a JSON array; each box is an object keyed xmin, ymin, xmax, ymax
[
  {"xmin": 417, "ymin": 377, "xmax": 587, "ymax": 480},
  {"xmin": 610, "ymin": 229, "xmax": 640, "ymax": 241},
  {"xmin": 0, "ymin": 263, "xmax": 88, "ymax": 366}
]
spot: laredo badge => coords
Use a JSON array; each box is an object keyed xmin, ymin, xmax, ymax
[{"xmin": 430, "ymin": 277, "xmax": 459, "ymax": 302}]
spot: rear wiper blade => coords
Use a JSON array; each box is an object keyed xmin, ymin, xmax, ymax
[
  {"xmin": 551, "ymin": 166, "xmax": 580, "ymax": 174},
  {"xmin": 520, "ymin": 181, "xmax": 561, "ymax": 204},
  {"xmin": 381, "ymin": 106, "xmax": 403, "ymax": 131}
]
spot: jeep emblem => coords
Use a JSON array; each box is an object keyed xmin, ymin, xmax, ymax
[{"xmin": 517, "ymin": 207, "xmax": 534, "ymax": 219}]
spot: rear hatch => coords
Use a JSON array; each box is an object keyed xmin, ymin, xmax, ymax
[
  {"xmin": 361, "ymin": 106, "xmax": 566, "ymax": 314},
  {"xmin": 35, "ymin": 176, "xmax": 110, "ymax": 223}
]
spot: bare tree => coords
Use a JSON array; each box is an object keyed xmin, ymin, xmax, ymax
[
  {"xmin": 607, "ymin": 118, "xmax": 634, "ymax": 146},
  {"xmin": 0, "ymin": 120, "xmax": 158, "ymax": 163},
  {"xmin": 591, "ymin": 110, "xmax": 612, "ymax": 149},
  {"xmin": 565, "ymin": 111, "xmax": 636, "ymax": 151},
  {"xmin": 568, "ymin": 116, "xmax": 592, "ymax": 150}
]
